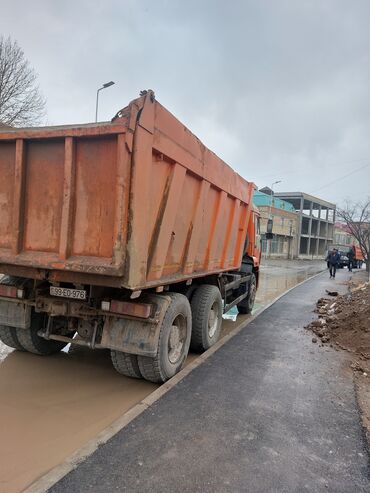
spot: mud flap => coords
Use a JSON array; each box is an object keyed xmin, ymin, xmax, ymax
[
  {"xmin": 100, "ymin": 294, "xmax": 171, "ymax": 357},
  {"xmin": 0, "ymin": 300, "xmax": 31, "ymax": 329}
]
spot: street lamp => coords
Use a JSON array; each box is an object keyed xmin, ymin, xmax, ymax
[
  {"xmin": 95, "ymin": 81, "xmax": 115, "ymax": 122},
  {"xmin": 268, "ymin": 180, "xmax": 282, "ymax": 219}
]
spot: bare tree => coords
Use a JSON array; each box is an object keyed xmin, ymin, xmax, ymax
[
  {"xmin": 0, "ymin": 36, "xmax": 46, "ymax": 127},
  {"xmin": 337, "ymin": 198, "xmax": 370, "ymax": 274}
]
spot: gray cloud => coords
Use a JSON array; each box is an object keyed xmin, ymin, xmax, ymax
[{"xmin": 1, "ymin": 0, "xmax": 369, "ymax": 205}]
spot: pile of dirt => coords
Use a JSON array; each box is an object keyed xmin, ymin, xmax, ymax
[
  {"xmin": 306, "ymin": 277, "xmax": 370, "ymax": 438},
  {"xmin": 306, "ymin": 282, "xmax": 370, "ymax": 374}
]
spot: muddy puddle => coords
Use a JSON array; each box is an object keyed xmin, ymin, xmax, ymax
[
  {"xmin": 0, "ymin": 260, "xmax": 324, "ymax": 492},
  {"xmin": 0, "ymin": 347, "xmax": 156, "ymax": 493}
]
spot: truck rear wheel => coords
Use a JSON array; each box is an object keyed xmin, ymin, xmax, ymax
[
  {"xmin": 111, "ymin": 351, "xmax": 142, "ymax": 379},
  {"xmin": 190, "ymin": 285, "xmax": 223, "ymax": 352},
  {"xmin": 0, "ymin": 276, "xmax": 25, "ymax": 350},
  {"xmin": 137, "ymin": 293, "xmax": 191, "ymax": 383},
  {"xmin": 0, "ymin": 325, "xmax": 25, "ymax": 351},
  {"xmin": 237, "ymin": 273, "xmax": 256, "ymax": 314},
  {"xmin": 16, "ymin": 312, "xmax": 68, "ymax": 355}
]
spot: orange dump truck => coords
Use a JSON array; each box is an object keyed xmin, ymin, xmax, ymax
[
  {"xmin": 352, "ymin": 245, "xmax": 364, "ymax": 268},
  {"xmin": 0, "ymin": 90, "xmax": 261, "ymax": 382}
]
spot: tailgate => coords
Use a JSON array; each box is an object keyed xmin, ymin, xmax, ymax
[{"xmin": 0, "ymin": 123, "xmax": 130, "ymax": 277}]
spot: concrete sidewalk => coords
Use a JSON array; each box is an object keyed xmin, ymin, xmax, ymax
[{"xmin": 49, "ymin": 270, "xmax": 370, "ymax": 493}]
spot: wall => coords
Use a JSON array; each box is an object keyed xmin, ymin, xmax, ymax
[{"xmin": 258, "ymin": 205, "xmax": 299, "ymax": 259}]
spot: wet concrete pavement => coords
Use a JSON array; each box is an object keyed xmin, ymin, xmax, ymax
[
  {"xmin": 0, "ymin": 260, "xmax": 326, "ymax": 492},
  {"xmin": 49, "ymin": 268, "xmax": 370, "ymax": 493}
]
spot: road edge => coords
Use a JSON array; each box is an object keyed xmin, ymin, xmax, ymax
[{"xmin": 24, "ymin": 269, "xmax": 326, "ymax": 493}]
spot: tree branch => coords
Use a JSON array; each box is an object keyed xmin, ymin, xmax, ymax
[{"xmin": 0, "ymin": 36, "xmax": 46, "ymax": 126}]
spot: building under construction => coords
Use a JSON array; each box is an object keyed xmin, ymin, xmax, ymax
[{"xmin": 274, "ymin": 192, "xmax": 336, "ymax": 258}]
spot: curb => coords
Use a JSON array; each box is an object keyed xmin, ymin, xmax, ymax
[{"xmin": 24, "ymin": 269, "xmax": 326, "ymax": 493}]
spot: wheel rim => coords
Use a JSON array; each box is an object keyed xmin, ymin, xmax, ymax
[
  {"xmin": 208, "ymin": 301, "xmax": 219, "ymax": 339},
  {"xmin": 168, "ymin": 314, "xmax": 187, "ymax": 364}
]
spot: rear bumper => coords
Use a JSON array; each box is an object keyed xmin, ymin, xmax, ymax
[{"xmin": 0, "ymin": 292, "xmax": 171, "ymax": 358}]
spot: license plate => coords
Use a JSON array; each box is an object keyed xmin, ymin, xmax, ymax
[{"xmin": 50, "ymin": 286, "xmax": 87, "ymax": 300}]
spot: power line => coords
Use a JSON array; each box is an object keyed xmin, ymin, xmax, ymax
[
  {"xmin": 311, "ymin": 161, "xmax": 370, "ymax": 194},
  {"xmin": 257, "ymin": 156, "xmax": 370, "ymax": 182}
]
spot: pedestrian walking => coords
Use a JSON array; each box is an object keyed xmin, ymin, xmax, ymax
[
  {"xmin": 326, "ymin": 248, "xmax": 340, "ymax": 279},
  {"xmin": 347, "ymin": 247, "xmax": 355, "ymax": 272},
  {"xmin": 326, "ymin": 249, "xmax": 332, "ymax": 269}
]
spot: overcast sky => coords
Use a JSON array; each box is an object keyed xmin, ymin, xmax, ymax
[{"xmin": 1, "ymin": 0, "xmax": 369, "ymax": 206}]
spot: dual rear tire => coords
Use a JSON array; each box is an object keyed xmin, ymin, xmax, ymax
[
  {"xmin": 0, "ymin": 312, "xmax": 68, "ymax": 355},
  {"xmin": 0, "ymin": 275, "xmax": 67, "ymax": 356},
  {"xmin": 111, "ymin": 286, "xmax": 224, "ymax": 383},
  {"xmin": 0, "ymin": 325, "xmax": 24, "ymax": 351},
  {"xmin": 16, "ymin": 313, "xmax": 67, "ymax": 355},
  {"xmin": 112, "ymin": 293, "xmax": 192, "ymax": 383},
  {"xmin": 111, "ymin": 351, "xmax": 142, "ymax": 379}
]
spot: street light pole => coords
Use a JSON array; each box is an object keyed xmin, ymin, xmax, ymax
[
  {"xmin": 268, "ymin": 180, "xmax": 282, "ymax": 221},
  {"xmin": 95, "ymin": 81, "xmax": 115, "ymax": 122}
]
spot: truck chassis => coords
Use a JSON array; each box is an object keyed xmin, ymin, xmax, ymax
[{"xmin": 0, "ymin": 265, "xmax": 258, "ymax": 383}]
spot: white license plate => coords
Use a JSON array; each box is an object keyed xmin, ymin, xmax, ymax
[{"xmin": 50, "ymin": 286, "xmax": 87, "ymax": 300}]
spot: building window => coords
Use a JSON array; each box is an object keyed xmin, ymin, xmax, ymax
[{"xmin": 261, "ymin": 235, "xmax": 267, "ymax": 253}]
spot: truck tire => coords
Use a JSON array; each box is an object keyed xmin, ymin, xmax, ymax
[
  {"xmin": 237, "ymin": 273, "xmax": 256, "ymax": 315},
  {"xmin": 137, "ymin": 293, "xmax": 191, "ymax": 383},
  {"xmin": 111, "ymin": 351, "xmax": 142, "ymax": 379},
  {"xmin": 0, "ymin": 276, "xmax": 26, "ymax": 351},
  {"xmin": 0, "ymin": 325, "xmax": 25, "ymax": 351},
  {"xmin": 190, "ymin": 285, "xmax": 223, "ymax": 352},
  {"xmin": 16, "ymin": 312, "xmax": 68, "ymax": 355}
]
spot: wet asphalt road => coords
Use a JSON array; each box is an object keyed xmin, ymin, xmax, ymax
[{"xmin": 49, "ymin": 268, "xmax": 370, "ymax": 493}]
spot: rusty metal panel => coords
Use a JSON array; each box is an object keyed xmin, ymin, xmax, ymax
[
  {"xmin": 193, "ymin": 185, "xmax": 221, "ymax": 272},
  {"xmin": 0, "ymin": 123, "xmax": 126, "ymax": 140},
  {"xmin": 0, "ymin": 142, "xmax": 15, "ymax": 249},
  {"xmin": 23, "ymin": 140, "xmax": 65, "ymax": 253},
  {"xmin": 162, "ymin": 171, "xmax": 203, "ymax": 278},
  {"xmin": 72, "ymin": 136, "xmax": 118, "ymax": 258}
]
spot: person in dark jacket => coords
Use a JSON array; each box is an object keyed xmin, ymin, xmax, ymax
[
  {"xmin": 347, "ymin": 247, "xmax": 355, "ymax": 271},
  {"xmin": 326, "ymin": 249, "xmax": 340, "ymax": 278},
  {"xmin": 326, "ymin": 249, "xmax": 332, "ymax": 269}
]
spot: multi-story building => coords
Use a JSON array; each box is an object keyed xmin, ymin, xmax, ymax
[
  {"xmin": 253, "ymin": 190, "xmax": 299, "ymax": 258},
  {"xmin": 274, "ymin": 192, "xmax": 336, "ymax": 258}
]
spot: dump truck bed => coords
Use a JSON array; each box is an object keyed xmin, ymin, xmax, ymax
[
  {"xmin": 0, "ymin": 91, "xmax": 254, "ymax": 290},
  {"xmin": 353, "ymin": 246, "xmax": 364, "ymax": 261}
]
